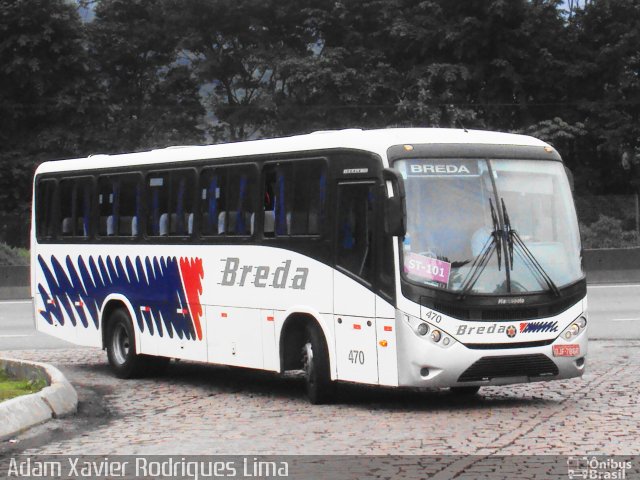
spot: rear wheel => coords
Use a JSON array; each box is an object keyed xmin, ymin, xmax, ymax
[
  {"xmin": 106, "ymin": 308, "xmax": 168, "ymax": 378},
  {"xmin": 301, "ymin": 323, "xmax": 333, "ymax": 404}
]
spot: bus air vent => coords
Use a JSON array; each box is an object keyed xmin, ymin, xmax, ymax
[
  {"xmin": 457, "ymin": 354, "xmax": 558, "ymax": 383},
  {"xmin": 433, "ymin": 303, "xmax": 470, "ymax": 319},
  {"xmin": 481, "ymin": 308, "xmax": 538, "ymax": 321},
  {"xmin": 463, "ymin": 339, "xmax": 554, "ymax": 350}
]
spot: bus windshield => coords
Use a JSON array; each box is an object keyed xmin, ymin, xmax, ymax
[{"xmin": 396, "ymin": 158, "xmax": 583, "ymax": 295}]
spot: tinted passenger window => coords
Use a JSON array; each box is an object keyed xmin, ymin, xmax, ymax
[
  {"xmin": 97, "ymin": 174, "xmax": 141, "ymax": 237},
  {"xmin": 36, "ymin": 180, "xmax": 56, "ymax": 240},
  {"xmin": 199, "ymin": 166, "xmax": 256, "ymax": 236},
  {"xmin": 59, "ymin": 177, "xmax": 93, "ymax": 238},
  {"xmin": 35, "ymin": 179, "xmax": 57, "ymax": 240},
  {"xmin": 147, "ymin": 170, "xmax": 196, "ymax": 236},
  {"xmin": 336, "ymin": 182, "xmax": 375, "ymax": 282},
  {"xmin": 263, "ymin": 161, "xmax": 326, "ymax": 237}
]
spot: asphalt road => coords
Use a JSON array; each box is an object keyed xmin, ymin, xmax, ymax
[
  {"xmin": 586, "ymin": 283, "xmax": 640, "ymax": 339},
  {"xmin": 0, "ymin": 283, "xmax": 638, "ymax": 350},
  {"xmin": 0, "ymin": 300, "xmax": 72, "ymax": 351}
]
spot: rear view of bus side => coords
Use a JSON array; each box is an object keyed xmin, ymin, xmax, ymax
[{"xmin": 31, "ymin": 129, "xmax": 587, "ymax": 403}]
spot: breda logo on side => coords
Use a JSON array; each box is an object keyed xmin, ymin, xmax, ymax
[{"xmin": 219, "ymin": 258, "xmax": 309, "ymax": 290}]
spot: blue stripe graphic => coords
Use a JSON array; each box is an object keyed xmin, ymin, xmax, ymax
[{"xmin": 37, "ymin": 255, "xmax": 198, "ymax": 340}]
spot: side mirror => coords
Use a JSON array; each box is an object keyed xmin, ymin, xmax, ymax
[{"xmin": 383, "ymin": 168, "xmax": 407, "ymax": 237}]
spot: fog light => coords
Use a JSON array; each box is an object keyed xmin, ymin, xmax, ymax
[
  {"xmin": 577, "ymin": 317, "xmax": 587, "ymax": 328},
  {"xmin": 443, "ymin": 337, "xmax": 450, "ymax": 346},
  {"xmin": 420, "ymin": 367, "xmax": 429, "ymax": 377},
  {"xmin": 417, "ymin": 323, "xmax": 429, "ymax": 336},
  {"xmin": 431, "ymin": 330, "xmax": 442, "ymax": 342}
]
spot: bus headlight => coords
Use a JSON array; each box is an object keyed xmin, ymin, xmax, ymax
[
  {"xmin": 561, "ymin": 316, "xmax": 587, "ymax": 340},
  {"xmin": 417, "ymin": 323, "xmax": 429, "ymax": 336},
  {"xmin": 404, "ymin": 314, "xmax": 454, "ymax": 348}
]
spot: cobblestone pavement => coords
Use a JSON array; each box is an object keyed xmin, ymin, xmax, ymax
[{"xmin": 0, "ymin": 340, "xmax": 638, "ymax": 458}]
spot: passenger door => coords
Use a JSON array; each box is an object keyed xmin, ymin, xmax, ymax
[{"xmin": 333, "ymin": 181, "xmax": 379, "ymax": 384}]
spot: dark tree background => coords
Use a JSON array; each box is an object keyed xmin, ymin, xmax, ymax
[{"xmin": 1, "ymin": 0, "xmax": 639, "ymax": 248}]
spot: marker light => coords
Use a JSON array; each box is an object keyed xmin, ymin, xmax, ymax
[
  {"xmin": 379, "ymin": 340, "xmax": 388, "ymax": 347},
  {"xmin": 431, "ymin": 330, "xmax": 442, "ymax": 343},
  {"xmin": 403, "ymin": 144, "xmax": 414, "ymax": 151},
  {"xmin": 417, "ymin": 323, "xmax": 429, "ymax": 336},
  {"xmin": 544, "ymin": 146, "xmax": 554, "ymax": 153}
]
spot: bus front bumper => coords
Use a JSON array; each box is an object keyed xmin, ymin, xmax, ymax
[{"xmin": 395, "ymin": 315, "xmax": 587, "ymax": 389}]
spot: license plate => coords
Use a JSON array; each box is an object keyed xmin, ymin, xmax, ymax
[{"xmin": 553, "ymin": 344, "xmax": 580, "ymax": 357}]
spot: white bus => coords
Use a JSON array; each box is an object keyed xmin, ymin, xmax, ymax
[{"xmin": 31, "ymin": 128, "xmax": 587, "ymax": 403}]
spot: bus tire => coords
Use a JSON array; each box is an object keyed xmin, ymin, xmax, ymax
[
  {"xmin": 450, "ymin": 386, "xmax": 481, "ymax": 396},
  {"xmin": 106, "ymin": 308, "xmax": 146, "ymax": 379},
  {"xmin": 301, "ymin": 323, "xmax": 333, "ymax": 404}
]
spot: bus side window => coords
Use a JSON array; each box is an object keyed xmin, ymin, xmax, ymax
[
  {"xmin": 59, "ymin": 177, "xmax": 93, "ymax": 238},
  {"xmin": 263, "ymin": 160, "xmax": 326, "ymax": 237},
  {"xmin": 171, "ymin": 170, "xmax": 196, "ymax": 236},
  {"xmin": 336, "ymin": 183, "xmax": 375, "ymax": 283},
  {"xmin": 147, "ymin": 170, "xmax": 196, "ymax": 237},
  {"xmin": 199, "ymin": 166, "xmax": 255, "ymax": 237},
  {"xmin": 98, "ymin": 174, "xmax": 141, "ymax": 237},
  {"xmin": 226, "ymin": 168, "xmax": 255, "ymax": 236},
  {"xmin": 147, "ymin": 173, "xmax": 169, "ymax": 236},
  {"xmin": 199, "ymin": 168, "xmax": 225, "ymax": 236},
  {"xmin": 35, "ymin": 179, "xmax": 57, "ymax": 241}
]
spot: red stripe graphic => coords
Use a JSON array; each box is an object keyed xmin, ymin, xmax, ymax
[{"xmin": 179, "ymin": 257, "xmax": 204, "ymax": 340}]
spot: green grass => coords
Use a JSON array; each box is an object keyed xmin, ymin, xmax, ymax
[{"xmin": 0, "ymin": 370, "xmax": 47, "ymax": 402}]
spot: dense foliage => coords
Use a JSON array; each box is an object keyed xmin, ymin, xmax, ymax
[{"xmin": 1, "ymin": 0, "xmax": 639, "ymax": 247}]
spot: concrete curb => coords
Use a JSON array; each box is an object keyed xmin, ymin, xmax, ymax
[{"xmin": 0, "ymin": 357, "xmax": 78, "ymax": 441}]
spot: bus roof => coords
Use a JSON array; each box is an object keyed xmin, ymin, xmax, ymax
[{"xmin": 35, "ymin": 128, "xmax": 552, "ymax": 175}]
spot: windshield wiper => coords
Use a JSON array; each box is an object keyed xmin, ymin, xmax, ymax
[
  {"xmin": 458, "ymin": 199, "xmax": 502, "ymax": 298},
  {"xmin": 501, "ymin": 198, "xmax": 561, "ymax": 297}
]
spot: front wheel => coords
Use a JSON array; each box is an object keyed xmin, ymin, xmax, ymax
[{"xmin": 301, "ymin": 324, "xmax": 334, "ymax": 404}]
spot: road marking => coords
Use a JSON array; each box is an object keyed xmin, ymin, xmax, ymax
[
  {"xmin": 611, "ymin": 318, "xmax": 640, "ymax": 322},
  {"xmin": 0, "ymin": 300, "xmax": 32, "ymax": 305},
  {"xmin": 588, "ymin": 284, "xmax": 640, "ymax": 289},
  {"xmin": 0, "ymin": 334, "xmax": 32, "ymax": 338}
]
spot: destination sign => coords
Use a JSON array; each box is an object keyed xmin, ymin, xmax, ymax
[{"xmin": 406, "ymin": 159, "xmax": 479, "ymax": 176}]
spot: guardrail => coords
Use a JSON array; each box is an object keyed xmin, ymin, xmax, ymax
[
  {"xmin": 0, "ymin": 265, "xmax": 29, "ymax": 300},
  {"xmin": 0, "ymin": 249, "xmax": 638, "ymax": 301},
  {"xmin": 583, "ymin": 247, "xmax": 640, "ymax": 284}
]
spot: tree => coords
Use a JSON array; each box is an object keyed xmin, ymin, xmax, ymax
[
  {"xmin": 165, "ymin": 0, "xmax": 316, "ymax": 141},
  {"xmin": 87, "ymin": 0, "xmax": 205, "ymax": 153},
  {"xmin": 0, "ymin": 0, "xmax": 90, "ymax": 245},
  {"xmin": 566, "ymin": 0, "xmax": 640, "ymax": 194},
  {"xmin": 273, "ymin": 0, "xmax": 400, "ymax": 133}
]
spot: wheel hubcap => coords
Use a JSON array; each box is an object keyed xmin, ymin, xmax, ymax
[
  {"xmin": 302, "ymin": 342, "xmax": 314, "ymax": 384},
  {"xmin": 112, "ymin": 324, "xmax": 130, "ymax": 366}
]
